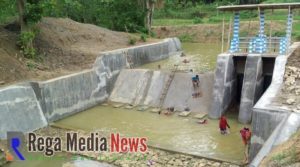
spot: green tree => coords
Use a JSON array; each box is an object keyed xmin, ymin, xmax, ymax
[{"xmin": 17, "ymin": 0, "xmax": 45, "ymax": 58}]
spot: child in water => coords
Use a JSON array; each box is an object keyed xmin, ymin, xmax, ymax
[{"xmin": 219, "ymin": 115, "xmax": 230, "ymax": 134}]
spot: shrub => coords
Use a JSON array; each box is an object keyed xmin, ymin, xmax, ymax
[
  {"xmin": 193, "ymin": 17, "xmax": 203, "ymax": 24},
  {"xmin": 18, "ymin": 31, "xmax": 36, "ymax": 59},
  {"xmin": 128, "ymin": 37, "xmax": 137, "ymax": 45},
  {"xmin": 178, "ymin": 33, "xmax": 194, "ymax": 42},
  {"xmin": 26, "ymin": 61, "xmax": 37, "ymax": 70},
  {"xmin": 150, "ymin": 31, "xmax": 156, "ymax": 38},
  {"xmin": 140, "ymin": 34, "xmax": 147, "ymax": 42}
]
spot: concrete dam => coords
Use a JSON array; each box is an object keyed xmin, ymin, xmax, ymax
[
  {"xmin": 1, "ymin": 35, "xmax": 299, "ymax": 166},
  {"xmin": 2, "ymin": 4, "xmax": 300, "ymax": 164}
]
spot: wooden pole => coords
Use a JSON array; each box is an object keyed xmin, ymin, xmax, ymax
[
  {"xmin": 221, "ymin": 15, "xmax": 225, "ymax": 53},
  {"xmin": 227, "ymin": 16, "xmax": 232, "ymax": 51},
  {"xmin": 269, "ymin": 10, "xmax": 273, "ymax": 52}
]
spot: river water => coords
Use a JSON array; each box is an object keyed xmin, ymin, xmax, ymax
[
  {"xmin": 5, "ymin": 42, "xmax": 243, "ymax": 166},
  {"xmin": 139, "ymin": 43, "xmax": 222, "ymax": 72},
  {"xmin": 54, "ymin": 105, "xmax": 245, "ymax": 163}
]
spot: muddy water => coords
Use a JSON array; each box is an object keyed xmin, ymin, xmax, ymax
[
  {"xmin": 55, "ymin": 105, "xmax": 245, "ymax": 163},
  {"xmin": 139, "ymin": 43, "xmax": 221, "ymax": 72}
]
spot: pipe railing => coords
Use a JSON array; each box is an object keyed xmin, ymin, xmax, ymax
[{"xmin": 229, "ymin": 37, "xmax": 288, "ymax": 54}]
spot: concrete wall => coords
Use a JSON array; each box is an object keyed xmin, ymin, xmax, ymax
[
  {"xmin": 238, "ymin": 55, "xmax": 264, "ymax": 124},
  {"xmin": 39, "ymin": 38, "xmax": 181, "ymax": 122},
  {"xmin": 110, "ymin": 69, "xmax": 170, "ymax": 106},
  {"xmin": 0, "ymin": 84, "xmax": 48, "ymax": 138},
  {"xmin": 250, "ymin": 112, "xmax": 300, "ymax": 167},
  {"xmin": 94, "ymin": 38, "xmax": 181, "ymax": 95},
  {"xmin": 37, "ymin": 69, "xmax": 108, "ymax": 122},
  {"xmin": 249, "ymin": 43, "xmax": 300, "ymax": 166},
  {"xmin": 209, "ymin": 54, "xmax": 236, "ymax": 119},
  {"xmin": 109, "ymin": 69, "xmax": 214, "ymax": 113},
  {"xmin": 0, "ymin": 38, "xmax": 181, "ymax": 138},
  {"xmin": 163, "ymin": 72, "xmax": 214, "ymax": 112},
  {"xmin": 249, "ymin": 109, "xmax": 287, "ymax": 161}
]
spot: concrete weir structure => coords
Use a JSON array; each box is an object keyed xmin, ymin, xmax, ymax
[
  {"xmin": 208, "ymin": 42, "xmax": 300, "ymax": 166},
  {"xmin": 0, "ymin": 38, "xmax": 181, "ymax": 139},
  {"xmin": 110, "ymin": 69, "xmax": 214, "ymax": 112},
  {"xmin": 208, "ymin": 3, "xmax": 300, "ymax": 165},
  {"xmin": 210, "ymin": 53, "xmax": 269, "ymax": 123},
  {"xmin": 249, "ymin": 43, "xmax": 300, "ymax": 166}
]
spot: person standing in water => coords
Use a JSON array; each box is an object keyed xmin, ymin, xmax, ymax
[
  {"xmin": 219, "ymin": 115, "xmax": 230, "ymax": 134},
  {"xmin": 240, "ymin": 127, "xmax": 252, "ymax": 164}
]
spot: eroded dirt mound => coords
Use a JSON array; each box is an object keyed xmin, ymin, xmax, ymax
[
  {"xmin": 0, "ymin": 17, "xmax": 144, "ymax": 85},
  {"xmin": 35, "ymin": 17, "xmax": 131, "ymax": 70},
  {"xmin": 0, "ymin": 27, "xmax": 31, "ymax": 85}
]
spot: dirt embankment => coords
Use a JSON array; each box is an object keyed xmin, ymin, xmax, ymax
[
  {"xmin": 152, "ymin": 21, "xmax": 285, "ymax": 43},
  {"xmin": 0, "ymin": 27, "xmax": 30, "ymax": 84},
  {"xmin": 260, "ymin": 130, "xmax": 300, "ymax": 167},
  {"xmin": 0, "ymin": 17, "xmax": 153, "ymax": 86},
  {"xmin": 274, "ymin": 45, "xmax": 300, "ymax": 112}
]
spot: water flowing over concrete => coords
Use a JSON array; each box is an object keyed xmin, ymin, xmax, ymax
[
  {"xmin": 0, "ymin": 38, "xmax": 181, "ymax": 139},
  {"xmin": 109, "ymin": 69, "xmax": 214, "ymax": 112}
]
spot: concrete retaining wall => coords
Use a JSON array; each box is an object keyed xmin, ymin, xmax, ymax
[
  {"xmin": 209, "ymin": 54, "xmax": 236, "ymax": 119},
  {"xmin": 94, "ymin": 38, "xmax": 181, "ymax": 94},
  {"xmin": 250, "ymin": 112, "xmax": 300, "ymax": 167},
  {"xmin": 37, "ymin": 69, "xmax": 108, "ymax": 122},
  {"xmin": 238, "ymin": 55, "xmax": 264, "ymax": 124},
  {"xmin": 249, "ymin": 43, "xmax": 300, "ymax": 166},
  {"xmin": 249, "ymin": 109, "xmax": 287, "ymax": 161},
  {"xmin": 0, "ymin": 84, "xmax": 48, "ymax": 138},
  {"xmin": 110, "ymin": 69, "xmax": 214, "ymax": 113},
  {"xmin": 249, "ymin": 55, "xmax": 289, "ymax": 161},
  {"xmin": 0, "ymin": 38, "xmax": 181, "ymax": 138}
]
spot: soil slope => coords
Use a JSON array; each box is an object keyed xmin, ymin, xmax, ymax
[
  {"xmin": 0, "ymin": 17, "xmax": 148, "ymax": 85},
  {"xmin": 260, "ymin": 130, "xmax": 300, "ymax": 167},
  {"xmin": 35, "ymin": 17, "xmax": 131, "ymax": 70},
  {"xmin": 152, "ymin": 21, "xmax": 286, "ymax": 43}
]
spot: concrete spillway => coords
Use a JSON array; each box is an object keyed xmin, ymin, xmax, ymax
[
  {"xmin": 109, "ymin": 69, "xmax": 214, "ymax": 112},
  {"xmin": 209, "ymin": 54, "xmax": 275, "ymax": 124},
  {"xmin": 209, "ymin": 42, "xmax": 300, "ymax": 166}
]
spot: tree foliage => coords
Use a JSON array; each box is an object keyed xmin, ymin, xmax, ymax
[{"xmin": 40, "ymin": 0, "xmax": 147, "ymax": 32}]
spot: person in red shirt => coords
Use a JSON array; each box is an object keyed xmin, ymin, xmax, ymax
[
  {"xmin": 219, "ymin": 115, "xmax": 230, "ymax": 134},
  {"xmin": 240, "ymin": 127, "xmax": 252, "ymax": 164}
]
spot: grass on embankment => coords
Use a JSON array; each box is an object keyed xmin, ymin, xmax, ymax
[{"xmin": 153, "ymin": 4, "xmax": 300, "ymax": 41}]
